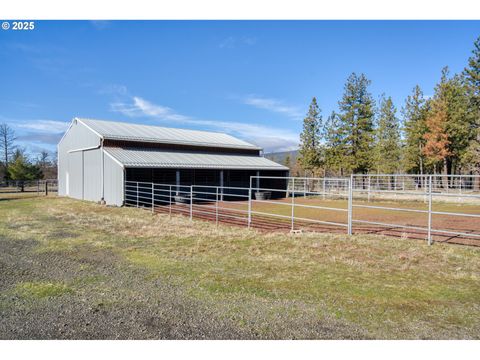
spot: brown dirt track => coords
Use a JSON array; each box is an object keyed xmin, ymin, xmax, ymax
[{"xmin": 141, "ymin": 197, "xmax": 480, "ymax": 247}]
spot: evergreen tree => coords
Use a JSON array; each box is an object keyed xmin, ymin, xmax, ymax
[
  {"xmin": 423, "ymin": 77, "xmax": 451, "ymax": 177},
  {"xmin": 374, "ymin": 95, "xmax": 402, "ymax": 174},
  {"xmin": 283, "ymin": 153, "xmax": 291, "ymax": 169},
  {"xmin": 423, "ymin": 67, "xmax": 472, "ymax": 177},
  {"xmin": 8, "ymin": 149, "xmax": 43, "ymax": 188},
  {"xmin": 401, "ymin": 85, "xmax": 429, "ymax": 175},
  {"xmin": 464, "ymin": 36, "xmax": 480, "ymax": 109},
  {"xmin": 291, "ymin": 157, "xmax": 303, "ymax": 177},
  {"xmin": 462, "ymin": 36, "xmax": 480, "ymax": 181},
  {"xmin": 324, "ymin": 111, "xmax": 344, "ymax": 176},
  {"xmin": 336, "ymin": 73, "xmax": 375, "ymax": 174},
  {"xmin": 443, "ymin": 72, "xmax": 472, "ymax": 174},
  {"xmin": 298, "ymin": 97, "xmax": 323, "ymax": 176}
]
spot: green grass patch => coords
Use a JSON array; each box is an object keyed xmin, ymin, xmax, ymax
[{"xmin": 14, "ymin": 281, "xmax": 73, "ymax": 299}]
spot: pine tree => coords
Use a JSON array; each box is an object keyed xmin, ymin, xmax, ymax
[
  {"xmin": 462, "ymin": 36, "xmax": 480, "ymax": 184},
  {"xmin": 324, "ymin": 111, "xmax": 344, "ymax": 176},
  {"xmin": 423, "ymin": 91, "xmax": 451, "ymax": 177},
  {"xmin": 443, "ymin": 73, "xmax": 472, "ymax": 175},
  {"xmin": 374, "ymin": 95, "xmax": 401, "ymax": 174},
  {"xmin": 402, "ymin": 85, "xmax": 429, "ymax": 175},
  {"xmin": 8, "ymin": 149, "xmax": 43, "ymax": 186},
  {"xmin": 298, "ymin": 97, "xmax": 323, "ymax": 176},
  {"xmin": 336, "ymin": 73, "xmax": 375, "ymax": 174},
  {"xmin": 283, "ymin": 153, "xmax": 291, "ymax": 169},
  {"xmin": 422, "ymin": 67, "xmax": 472, "ymax": 179},
  {"xmin": 464, "ymin": 36, "xmax": 480, "ymax": 109}
]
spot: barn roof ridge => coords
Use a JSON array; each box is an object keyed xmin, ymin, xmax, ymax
[{"xmin": 75, "ymin": 117, "xmax": 262, "ymax": 151}]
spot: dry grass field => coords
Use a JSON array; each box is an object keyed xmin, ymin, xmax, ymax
[{"xmin": 1, "ymin": 195, "xmax": 480, "ymax": 339}]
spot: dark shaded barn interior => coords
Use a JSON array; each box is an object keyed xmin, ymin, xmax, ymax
[{"xmin": 125, "ymin": 168, "xmax": 289, "ymax": 199}]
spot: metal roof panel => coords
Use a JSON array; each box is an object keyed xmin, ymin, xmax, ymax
[
  {"xmin": 76, "ymin": 118, "xmax": 261, "ymax": 150},
  {"xmin": 104, "ymin": 147, "xmax": 289, "ymax": 170}
]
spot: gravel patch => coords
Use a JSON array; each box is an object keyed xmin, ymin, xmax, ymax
[{"xmin": 0, "ymin": 233, "xmax": 367, "ymax": 339}]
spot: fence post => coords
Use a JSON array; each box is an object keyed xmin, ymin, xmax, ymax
[
  {"xmin": 291, "ymin": 178, "xmax": 295, "ymax": 232},
  {"xmin": 348, "ymin": 175, "xmax": 353, "ymax": 236},
  {"xmin": 248, "ymin": 187, "xmax": 252, "ymax": 229},
  {"xmin": 428, "ymin": 175, "xmax": 433, "ymax": 245},
  {"xmin": 37, "ymin": 180, "xmax": 40, "ymax": 196},
  {"xmin": 169, "ymin": 185, "xmax": 172, "ymax": 218},
  {"xmin": 216, "ymin": 187, "xmax": 219, "ymax": 227},
  {"xmin": 367, "ymin": 176, "xmax": 371, "ymax": 202},
  {"xmin": 322, "ymin": 178, "xmax": 326, "ymax": 200},
  {"xmin": 190, "ymin": 186, "xmax": 193, "ymax": 221},
  {"xmin": 45, "ymin": 180, "xmax": 48, "ymax": 196},
  {"xmin": 151, "ymin": 183, "xmax": 155, "ymax": 213},
  {"xmin": 136, "ymin": 182, "xmax": 139, "ymax": 208}
]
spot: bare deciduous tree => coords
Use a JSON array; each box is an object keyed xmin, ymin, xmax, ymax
[{"xmin": 0, "ymin": 123, "xmax": 17, "ymax": 183}]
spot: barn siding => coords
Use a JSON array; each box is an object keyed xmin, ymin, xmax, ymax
[
  {"xmin": 103, "ymin": 151, "xmax": 125, "ymax": 206},
  {"xmin": 83, "ymin": 149, "xmax": 103, "ymax": 201},
  {"xmin": 67, "ymin": 151, "xmax": 84, "ymax": 199},
  {"xmin": 58, "ymin": 120, "xmax": 101, "ymax": 197}
]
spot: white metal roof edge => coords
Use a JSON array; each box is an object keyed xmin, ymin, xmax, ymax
[
  {"xmin": 57, "ymin": 118, "xmax": 77, "ymax": 147},
  {"xmin": 76, "ymin": 117, "xmax": 263, "ymax": 151},
  {"xmin": 121, "ymin": 164, "xmax": 289, "ymax": 170},
  {"xmin": 103, "ymin": 148, "xmax": 125, "ymax": 168},
  {"xmin": 76, "ymin": 117, "xmax": 105, "ymax": 139}
]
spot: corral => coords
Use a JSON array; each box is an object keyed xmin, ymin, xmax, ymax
[{"xmin": 125, "ymin": 174, "xmax": 480, "ymax": 247}]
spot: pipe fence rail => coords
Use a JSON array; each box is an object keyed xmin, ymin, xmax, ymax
[{"xmin": 124, "ymin": 174, "xmax": 480, "ymax": 246}]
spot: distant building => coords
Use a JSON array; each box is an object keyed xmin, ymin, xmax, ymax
[{"xmin": 57, "ymin": 118, "xmax": 288, "ymax": 206}]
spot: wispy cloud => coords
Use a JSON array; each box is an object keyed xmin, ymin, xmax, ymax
[
  {"xmin": 96, "ymin": 83, "xmax": 128, "ymax": 96},
  {"xmin": 17, "ymin": 120, "xmax": 70, "ymax": 133},
  {"xmin": 219, "ymin": 37, "xmax": 236, "ymax": 49},
  {"xmin": 110, "ymin": 96, "xmax": 298, "ymax": 152},
  {"xmin": 219, "ymin": 36, "xmax": 257, "ymax": 49},
  {"xmin": 17, "ymin": 132, "xmax": 64, "ymax": 145},
  {"xmin": 241, "ymin": 94, "xmax": 304, "ymax": 120},
  {"xmin": 90, "ymin": 21, "xmax": 111, "ymax": 30},
  {"xmin": 111, "ymin": 97, "xmax": 190, "ymax": 122},
  {"xmin": 0, "ymin": 116, "xmax": 67, "ymax": 154}
]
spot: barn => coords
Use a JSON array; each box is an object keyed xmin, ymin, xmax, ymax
[{"xmin": 57, "ymin": 118, "xmax": 289, "ymax": 206}]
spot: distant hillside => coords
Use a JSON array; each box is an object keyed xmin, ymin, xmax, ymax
[{"xmin": 265, "ymin": 150, "xmax": 298, "ymax": 164}]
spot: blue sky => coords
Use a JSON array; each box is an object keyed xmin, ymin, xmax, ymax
[{"xmin": 0, "ymin": 20, "xmax": 479, "ymax": 155}]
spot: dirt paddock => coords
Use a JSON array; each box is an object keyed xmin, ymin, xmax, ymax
[{"xmin": 141, "ymin": 196, "xmax": 480, "ymax": 247}]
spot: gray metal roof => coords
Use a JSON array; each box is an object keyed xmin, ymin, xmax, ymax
[
  {"xmin": 77, "ymin": 118, "xmax": 261, "ymax": 150},
  {"xmin": 104, "ymin": 147, "xmax": 289, "ymax": 170}
]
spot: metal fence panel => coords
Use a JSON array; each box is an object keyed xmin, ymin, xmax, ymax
[{"xmin": 124, "ymin": 174, "xmax": 480, "ymax": 246}]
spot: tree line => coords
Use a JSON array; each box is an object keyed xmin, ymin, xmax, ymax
[
  {"xmin": 295, "ymin": 36, "xmax": 480, "ymax": 179},
  {"xmin": 0, "ymin": 123, "xmax": 57, "ymax": 185}
]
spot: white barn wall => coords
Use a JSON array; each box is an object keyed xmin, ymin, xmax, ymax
[
  {"xmin": 58, "ymin": 119, "xmax": 101, "ymax": 199},
  {"xmin": 83, "ymin": 149, "xmax": 103, "ymax": 201},
  {"xmin": 67, "ymin": 151, "xmax": 84, "ymax": 199},
  {"xmin": 103, "ymin": 152, "xmax": 125, "ymax": 206}
]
